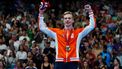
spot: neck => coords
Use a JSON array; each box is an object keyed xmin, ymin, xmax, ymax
[
  {"xmin": 44, "ymin": 61, "xmax": 49, "ymax": 63},
  {"xmin": 115, "ymin": 64, "xmax": 119, "ymax": 67},
  {"xmin": 64, "ymin": 25, "xmax": 73, "ymax": 30}
]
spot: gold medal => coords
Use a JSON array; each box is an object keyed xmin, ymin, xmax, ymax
[
  {"xmin": 64, "ymin": 29, "xmax": 73, "ymax": 52},
  {"xmin": 66, "ymin": 45, "xmax": 70, "ymax": 52}
]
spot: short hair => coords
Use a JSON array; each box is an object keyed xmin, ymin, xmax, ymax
[{"xmin": 63, "ymin": 11, "xmax": 73, "ymax": 16}]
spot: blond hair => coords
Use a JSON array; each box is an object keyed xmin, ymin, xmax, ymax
[
  {"xmin": 63, "ymin": 11, "xmax": 74, "ymax": 19},
  {"xmin": 63, "ymin": 11, "xmax": 73, "ymax": 16}
]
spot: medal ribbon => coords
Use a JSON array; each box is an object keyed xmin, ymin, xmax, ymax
[{"xmin": 64, "ymin": 29, "xmax": 73, "ymax": 47}]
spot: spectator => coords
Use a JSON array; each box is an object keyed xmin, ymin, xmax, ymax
[
  {"xmin": 94, "ymin": 54, "xmax": 107, "ymax": 69},
  {"xmin": 0, "ymin": 60, "xmax": 5, "ymax": 69},
  {"xmin": 111, "ymin": 58, "xmax": 122, "ymax": 69},
  {"xmin": 0, "ymin": 38, "xmax": 7, "ymax": 52},
  {"xmin": 25, "ymin": 60, "xmax": 37, "ymax": 69},
  {"xmin": 14, "ymin": 60, "xmax": 23, "ymax": 69},
  {"xmin": 16, "ymin": 45, "xmax": 27, "ymax": 67},
  {"xmin": 81, "ymin": 60, "xmax": 90, "ymax": 69},
  {"xmin": 100, "ymin": 45, "xmax": 111, "ymax": 68},
  {"xmin": 6, "ymin": 50, "xmax": 16, "ymax": 69},
  {"xmin": 41, "ymin": 55, "xmax": 54, "ymax": 69},
  {"xmin": 31, "ymin": 47, "xmax": 43, "ymax": 69},
  {"xmin": 19, "ymin": 30, "xmax": 30, "ymax": 41}
]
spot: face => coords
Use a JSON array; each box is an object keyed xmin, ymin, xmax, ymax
[
  {"xmin": 83, "ymin": 61, "xmax": 88, "ymax": 67},
  {"xmin": 0, "ymin": 61, "xmax": 3, "ymax": 68},
  {"xmin": 63, "ymin": 14, "xmax": 74, "ymax": 27},
  {"xmin": 44, "ymin": 56, "xmax": 49, "ymax": 62},
  {"xmin": 86, "ymin": 53, "xmax": 90, "ymax": 59},
  {"xmin": 16, "ymin": 61, "xmax": 21, "ymax": 67},
  {"xmin": 114, "ymin": 59, "xmax": 119, "ymax": 65},
  {"xmin": 20, "ymin": 46, "xmax": 23, "ymax": 51},
  {"xmin": 28, "ymin": 52, "xmax": 32, "ymax": 57},
  {"xmin": 0, "ymin": 39, "xmax": 3, "ymax": 44},
  {"xmin": 98, "ymin": 55, "xmax": 102, "ymax": 62}
]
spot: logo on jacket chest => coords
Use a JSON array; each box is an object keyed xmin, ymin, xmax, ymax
[{"xmin": 71, "ymin": 33, "xmax": 74, "ymax": 38}]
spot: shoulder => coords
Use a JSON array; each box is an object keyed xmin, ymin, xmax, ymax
[
  {"xmin": 49, "ymin": 28, "xmax": 63, "ymax": 33},
  {"xmin": 50, "ymin": 63, "xmax": 54, "ymax": 67},
  {"xmin": 74, "ymin": 28, "xmax": 84, "ymax": 33},
  {"xmin": 49, "ymin": 28, "xmax": 62, "ymax": 31},
  {"xmin": 25, "ymin": 66, "xmax": 29, "ymax": 69},
  {"xmin": 50, "ymin": 63, "xmax": 54, "ymax": 66},
  {"xmin": 41, "ymin": 63, "xmax": 44, "ymax": 66}
]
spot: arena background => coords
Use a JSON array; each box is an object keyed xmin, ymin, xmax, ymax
[{"xmin": 0, "ymin": 0, "xmax": 122, "ymax": 69}]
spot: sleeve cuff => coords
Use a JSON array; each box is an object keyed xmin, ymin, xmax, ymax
[{"xmin": 39, "ymin": 16, "xmax": 44, "ymax": 19}]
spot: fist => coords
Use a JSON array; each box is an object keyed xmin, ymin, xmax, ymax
[{"xmin": 84, "ymin": 4, "xmax": 92, "ymax": 13}]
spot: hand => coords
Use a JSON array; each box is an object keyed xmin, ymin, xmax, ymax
[
  {"xmin": 40, "ymin": 2, "xmax": 48, "ymax": 10},
  {"xmin": 84, "ymin": 4, "xmax": 93, "ymax": 13},
  {"xmin": 39, "ymin": 2, "xmax": 48, "ymax": 16}
]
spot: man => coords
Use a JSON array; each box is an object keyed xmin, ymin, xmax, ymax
[{"xmin": 38, "ymin": 2, "xmax": 96, "ymax": 69}]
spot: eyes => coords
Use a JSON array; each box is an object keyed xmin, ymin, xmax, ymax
[
  {"xmin": 64, "ymin": 17, "xmax": 72, "ymax": 20},
  {"xmin": 63, "ymin": 14, "xmax": 73, "ymax": 20}
]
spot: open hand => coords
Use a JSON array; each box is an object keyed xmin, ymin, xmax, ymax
[
  {"xmin": 40, "ymin": 2, "xmax": 48, "ymax": 10},
  {"xmin": 39, "ymin": 2, "xmax": 48, "ymax": 16}
]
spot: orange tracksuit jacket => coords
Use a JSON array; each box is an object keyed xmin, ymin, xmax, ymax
[{"xmin": 39, "ymin": 13, "xmax": 96, "ymax": 62}]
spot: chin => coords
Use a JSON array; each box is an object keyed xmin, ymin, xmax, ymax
[
  {"xmin": 66, "ymin": 25, "xmax": 72, "ymax": 28},
  {"xmin": 66, "ymin": 24, "xmax": 70, "ymax": 26}
]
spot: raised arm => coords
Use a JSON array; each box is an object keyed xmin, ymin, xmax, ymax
[
  {"xmin": 38, "ymin": 2, "xmax": 56, "ymax": 39},
  {"xmin": 78, "ymin": 4, "xmax": 96, "ymax": 40}
]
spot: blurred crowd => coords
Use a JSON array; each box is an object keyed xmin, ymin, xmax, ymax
[{"xmin": 0, "ymin": 0, "xmax": 122, "ymax": 69}]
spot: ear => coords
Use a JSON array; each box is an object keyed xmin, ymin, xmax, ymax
[{"xmin": 72, "ymin": 19, "xmax": 74, "ymax": 23}]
